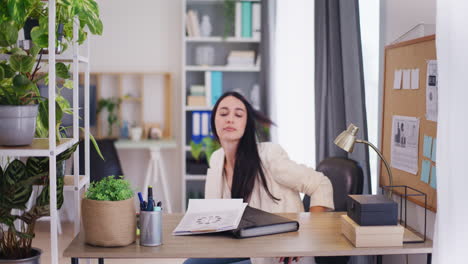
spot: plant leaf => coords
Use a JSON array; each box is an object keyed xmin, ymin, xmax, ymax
[
  {"xmin": 7, "ymin": 0, "xmax": 31, "ymax": 26},
  {"xmin": 56, "ymin": 62, "xmax": 71, "ymax": 79},
  {"xmin": 30, "ymin": 26, "xmax": 48, "ymax": 48},
  {"xmin": 0, "ymin": 63, "xmax": 15, "ymax": 78},
  {"xmin": 13, "ymin": 74, "xmax": 31, "ymax": 90},
  {"xmin": 0, "ymin": 66, "xmax": 4, "ymax": 81},
  {"xmin": 63, "ymin": 79, "xmax": 73, "ymax": 89},
  {"xmin": 0, "ymin": 20, "xmax": 18, "ymax": 47},
  {"xmin": 9, "ymin": 54, "xmax": 35, "ymax": 73}
]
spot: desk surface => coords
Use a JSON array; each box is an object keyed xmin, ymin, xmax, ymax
[
  {"xmin": 63, "ymin": 212, "xmax": 432, "ymax": 259},
  {"xmin": 114, "ymin": 139, "xmax": 177, "ymax": 149}
]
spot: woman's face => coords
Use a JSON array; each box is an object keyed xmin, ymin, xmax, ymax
[{"xmin": 215, "ymin": 96, "xmax": 247, "ymax": 143}]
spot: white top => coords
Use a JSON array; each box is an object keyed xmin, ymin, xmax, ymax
[{"xmin": 205, "ymin": 142, "xmax": 335, "ymax": 213}]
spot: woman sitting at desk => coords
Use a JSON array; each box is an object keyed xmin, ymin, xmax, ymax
[{"xmin": 184, "ymin": 92, "xmax": 334, "ymax": 264}]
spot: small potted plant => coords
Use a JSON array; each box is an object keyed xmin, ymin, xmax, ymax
[
  {"xmin": 0, "ymin": 144, "xmax": 78, "ymax": 263},
  {"xmin": 82, "ymin": 176, "xmax": 136, "ymax": 247},
  {"xmin": 97, "ymin": 97, "xmax": 122, "ymax": 138}
]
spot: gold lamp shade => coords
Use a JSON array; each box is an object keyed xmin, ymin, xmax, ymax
[{"xmin": 334, "ymin": 124, "xmax": 359, "ymax": 152}]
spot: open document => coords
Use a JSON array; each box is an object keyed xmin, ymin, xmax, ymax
[{"xmin": 173, "ymin": 199, "xmax": 248, "ymax": 236}]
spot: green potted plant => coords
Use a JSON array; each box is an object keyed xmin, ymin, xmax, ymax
[
  {"xmin": 0, "ymin": 0, "xmax": 103, "ymax": 146},
  {"xmin": 81, "ymin": 176, "xmax": 136, "ymax": 247},
  {"xmin": 0, "ymin": 0, "xmax": 103, "ymax": 262},
  {"xmin": 0, "ymin": 143, "xmax": 78, "ymax": 262},
  {"xmin": 97, "ymin": 97, "xmax": 122, "ymax": 138},
  {"xmin": 187, "ymin": 137, "xmax": 221, "ymax": 174}
]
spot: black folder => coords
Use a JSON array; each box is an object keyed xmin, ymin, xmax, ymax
[{"xmin": 230, "ymin": 206, "xmax": 300, "ymax": 239}]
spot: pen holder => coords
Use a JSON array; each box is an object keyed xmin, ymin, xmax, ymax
[{"xmin": 140, "ymin": 210, "xmax": 163, "ymax": 246}]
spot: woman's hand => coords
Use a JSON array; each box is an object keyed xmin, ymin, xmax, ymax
[{"xmin": 279, "ymin": 257, "xmax": 302, "ymax": 264}]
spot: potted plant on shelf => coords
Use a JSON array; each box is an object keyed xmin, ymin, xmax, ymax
[
  {"xmin": 0, "ymin": 0, "xmax": 103, "ymax": 146},
  {"xmin": 0, "ymin": 0, "xmax": 103, "ymax": 262},
  {"xmin": 0, "ymin": 144, "xmax": 78, "ymax": 263},
  {"xmin": 97, "ymin": 97, "xmax": 122, "ymax": 138},
  {"xmin": 81, "ymin": 176, "xmax": 136, "ymax": 247},
  {"xmin": 187, "ymin": 137, "xmax": 221, "ymax": 174}
]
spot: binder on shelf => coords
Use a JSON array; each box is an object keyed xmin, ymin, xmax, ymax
[
  {"xmin": 230, "ymin": 206, "xmax": 300, "ymax": 239},
  {"xmin": 211, "ymin": 71, "xmax": 223, "ymax": 106},
  {"xmin": 241, "ymin": 2, "xmax": 252, "ymax": 38},
  {"xmin": 205, "ymin": 71, "xmax": 212, "ymax": 107},
  {"xmin": 252, "ymin": 3, "xmax": 261, "ymax": 39},
  {"xmin": 201, "ymin": 112, "xmax": 210, "ymax": 137},
  {"xmin": 191, "ymin": 111, "xmax": 202, "ymax": 143}
]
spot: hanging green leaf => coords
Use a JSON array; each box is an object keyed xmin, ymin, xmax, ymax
[
  {"xmin": 0, "ymin": 66, "xmax": 4, "ymax": 81},
  {"xmin": 0, "ymin": 21, "xmax": 18, "ymax": 47},
  {"xmin": 7, "ymin": 0, "xmax": 32, "ymax": 26},
  {"xmin": 0, "ymin": 63, "xmax": 15, "ymax": 78},
  {"xmin": 30, "ymin": 26, "xmax": 48, "ymax": 48},
  {"xmin": 56, "ymin": 62, "xmax": 71, "ymax": 79},
  {"xmin": 9, "ymin": 54, "xmax": 35, "ymax": 73},
  {"xmin": 12, "ymin": 74, "xmax": 31, "ymax": 90}
]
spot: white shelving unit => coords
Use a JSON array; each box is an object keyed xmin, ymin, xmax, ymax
[
  {"xmin": 181, "ymin": 0, "xmax": 263, "ymax": 211},
  {"xmin": 0, "ymin": 2, "xmax": 91, "ymax": 264}
]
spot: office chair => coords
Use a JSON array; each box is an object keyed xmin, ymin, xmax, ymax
[
  {"xmin": 303, "ymin": 157, "xmax": 364, "ymax": 264},
  {"xmin": 79, "ymin": 138, "xmax": 124, "ymax": 182}
]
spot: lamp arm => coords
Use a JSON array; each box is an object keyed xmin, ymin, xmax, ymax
[{"xmin": 356, "ymin": 139, "xmax": 393, "ymax": 194}]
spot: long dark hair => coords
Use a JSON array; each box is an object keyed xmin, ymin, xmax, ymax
[{"xmin": 211, "ymin": 91, "xmax": 279, "ymax": 202}]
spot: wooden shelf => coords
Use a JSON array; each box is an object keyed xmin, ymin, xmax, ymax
[
  {"xmin": 186, "ymin": 37, "xmax": 260, "ymax": 43},
  {"xmin": 186, "ymin": 65, "xmax": 260, "ymax": 72},
  {"xmin": 63, "ymin": 175, "xmax": 88, "ymax": 191},
  {"xmin": 185, "ymin": 106, "xmax": 212, "ymax": 111}
]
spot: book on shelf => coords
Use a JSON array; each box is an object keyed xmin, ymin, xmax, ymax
[
  {"xmin": 241, "ymin": 2, "xmax": 252, "ymax": 38},
  {"xmin": 252, "ymin": 3, "xmax": 261, "ymax": 39},
  {"xmin": 187, "ymin": 95, "xmax": 206, "ymax": 107},
  {"xmin": 235, "ymin": 2, "xmax": 242, "ymax": 38},
  {"xmin": 227, "ymin": 50, "xmax": 256, "ymax": 67},
  {"xmin": 211, "ymin": 71, "xmax": 223, "ymax": 106},
  {"xmin": 187, "ymin": 10, "xmax": 201, "ymax": 37},
  {"xmin": 190, "ymin": 85, "xmax": 205, "ymax": 96},
  {"xmin": 186, "ymin": 11, "xmax": 194, "ymax": 37},
  {"xmin": 204, "ymin": 71, "xmax": 212, "ymax": 107}
]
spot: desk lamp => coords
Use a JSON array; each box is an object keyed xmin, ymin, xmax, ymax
[{"xmin": 334, "ymin": 124, "xmax": 393, "ymax": 197}]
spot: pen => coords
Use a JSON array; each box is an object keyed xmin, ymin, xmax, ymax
[
  {"xmin": 138, "ymin": 192, "xmax": 146, "ymax": 211},
  {"xmin": 147, "ymin": 186, "xmax": 155, "ymax": 211}
]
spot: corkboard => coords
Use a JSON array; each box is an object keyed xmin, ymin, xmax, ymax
[{"xmin": 380, "ymin": 35, "xmax": 437, "ymax": 212}]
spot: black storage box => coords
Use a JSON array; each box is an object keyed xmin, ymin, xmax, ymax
[{"xmin": 347, "ymin": 194, "xmax": 398, "ymax": 226}]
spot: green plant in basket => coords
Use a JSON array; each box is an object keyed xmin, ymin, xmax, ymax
[{"xmin": 85, "ymin": 176, "xmax": 134, "ymax": 201}]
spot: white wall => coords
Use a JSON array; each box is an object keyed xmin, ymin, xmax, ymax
[
  {"xmin": 380, "ymin": 0, "xmax": 436, "ymax": 263},
  {"xmin": 65, "ymin": 0, "xmax": 184, "ymax": 214}
]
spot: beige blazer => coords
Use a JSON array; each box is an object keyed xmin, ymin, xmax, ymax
[{"xmin": 205, "ymin": 142, "xmax": 334, "ymax": 213}]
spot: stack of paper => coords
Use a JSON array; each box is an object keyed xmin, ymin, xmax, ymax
[{"xmin": 173, "ymin": 199, "xmax": 248, "ymax": 235}]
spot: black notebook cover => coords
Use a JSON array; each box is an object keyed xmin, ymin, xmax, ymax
[{"xmin": 230, "ymin": 206, "xmax": 300, "ymax": 239}]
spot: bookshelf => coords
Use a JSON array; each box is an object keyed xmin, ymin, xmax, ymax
[{"xmin": 181, "ymin": 0, "xmax": 264, "ymax": 210}]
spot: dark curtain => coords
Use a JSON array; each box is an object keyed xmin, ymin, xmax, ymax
[
  {"xmin": 314, "ymin": 1, "xmax": 373, "ymax": 264},
  {"xmin": 315, "ymin": 0, "xmax": 371, "ymax": 194},
  {"xmin": 260, "ymin": 0, "xmax": 275, "ymax": 118}
]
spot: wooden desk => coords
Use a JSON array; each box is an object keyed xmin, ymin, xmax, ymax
[{"xmin": 64, "ymin": 212, "xmax": 432, "ymax": 263}]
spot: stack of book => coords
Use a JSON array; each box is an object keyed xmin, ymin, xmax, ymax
[
  {"xmin": 341, "ymin": 195, "xmax": 404, "ymax": 247},
  {"xmin": 227, "ymin": 51, "xmax": 256, "ymax": 67},
  {"xmin": 187, "ymin": 85, "xmax": 206, "ymax": 107}
]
